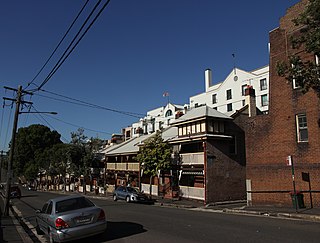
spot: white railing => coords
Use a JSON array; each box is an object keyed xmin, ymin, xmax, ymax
[
  {"xmin": 141, "ymin": 183, "xmax": 158, "ymax": 196},
  {"xmin": 180, "ymin": 152, "xmax": 204, "ymax": 165},
  {"xmin": 179, "ymin": 186, "xmax": 204, "ymax": 200},
  {"xmin": 106, "ymin": 162, "xmax": 139, "ymax": 171}
]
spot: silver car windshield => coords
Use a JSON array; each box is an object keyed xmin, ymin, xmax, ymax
[{"xmin": 56, "ymin": 197, "xmax": 94, "ymax": 213}]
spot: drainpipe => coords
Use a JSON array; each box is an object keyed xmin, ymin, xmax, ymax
[{"xmin": 203, "ymin": 141, "xmax": 207, "ymax": 205}]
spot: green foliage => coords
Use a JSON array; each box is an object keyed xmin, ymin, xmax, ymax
[
  {"xmin": 136, "ymin": 131, "xmax": 172, "ymax": 177},
  {"xmin": 13, "ymin": 124, "xmax": 62, "ymax": 178},
  {"xmin": 70, "ymin": 128, "xmax": 99, "ymax": 177},
  {"xmin": 276, "ymin": 0, "xmax": 320, "ymax": 96}
]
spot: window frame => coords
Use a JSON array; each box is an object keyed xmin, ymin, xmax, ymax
[
  {"xmin": 212, "ymin": 94, "xmax": 217, "ymax": 104},
  {"xmin": 261, "ymin": 94, "xmax": 268, "ymax": 107},
  {"xmin": 226, "ymin": 89, "xmax": 232, "ymax": 100},
  {"xmin": 296, "ymin": 113, "xmax": 308, "ymax": 143},
  {"xmin": 260, "ymin": 78, "xmax": 267, "ymax": 91}
]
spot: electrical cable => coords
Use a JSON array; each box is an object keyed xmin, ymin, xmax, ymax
[
  {"xmin": 31, "ymin": 104, "xmax": 113, "ymax": 137},
  {"xmin": 36, "ymin": 0, "xmax": 112, "ymax": 91},
  {"xmin": 36, "ymin": 89, "xmax": 145, "ymax": 117},
  {"xmin": 26, "ymin": 0, "xmax": 90, "ymax": 89},
  {"xmin": 31, "ymin": 106, "xmax": 69, "ymax": 143}
]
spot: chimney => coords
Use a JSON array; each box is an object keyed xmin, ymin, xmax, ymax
[
  {"xmin": 205, "ymin": 69, "xmax": 212, "ymax": 92},
  {"xmin": 245, "ymin": 85, "xmax": 256, "ymax": 117}
]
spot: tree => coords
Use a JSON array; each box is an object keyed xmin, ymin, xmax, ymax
[
  {"xmin": 13, "ymin": 124, "xmax": 62, "ymax": 180},
  {"xmin": 277, "ymin": 0, "xmax": 320, "ymax": 96},
  {"xmin": 136, "ymin": 131, "xmax": 172, "ymax": 196},
  {"xmin": 70, "ymin": 128, "xmax": 99, "ymax": 193}
]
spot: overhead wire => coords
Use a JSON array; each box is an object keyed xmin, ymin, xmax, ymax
[
  {"xmin": 31, "ymin": 106, "xmax": 69, "ymax": 143},
  {"xmin": 35, "ymin": 0, "xmax": 112, "ymax": 91},
  {"xmin": 34, "ymin": 89, "xmax": 145, "ymax": 118},
  {"xmin": 26, "ymin": 0, "xmax": 90, "ymax": 90},
  {"xmin": 31, "ymin": 104, "xmax": 113, "ymax": 137}
]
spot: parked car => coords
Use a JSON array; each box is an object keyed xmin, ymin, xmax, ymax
[
  {"xmin": 0, "ymin": 183, "xmax": 21, "ymax": 199},
  {"xmin": 113, "ymin": 186, "xmax": 149, "ymax": 203},
  {"xmin": 10, "ymin": 185, "xmax": 21, "ymax": 199},
  {"xmin": 35, "ymin": 195, "xmax": 107, "ymax": 242}
]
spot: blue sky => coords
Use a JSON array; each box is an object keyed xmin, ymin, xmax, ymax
[{"xmin": 0, "ymin": 0, "xmax": 300, "ymax": 149}]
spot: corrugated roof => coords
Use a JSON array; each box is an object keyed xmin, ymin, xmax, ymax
[
  {"xmin": 105, "ymin": 127, "xmax": 178, "ymax": 155},
  {"xmin": 171, "ymin": 105, "xmax": 232, "ymax": 125}
]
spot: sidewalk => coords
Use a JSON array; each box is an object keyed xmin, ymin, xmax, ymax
[{"xmin": 0, "ymin": 195, "xmax": 34, "ymax": 243}]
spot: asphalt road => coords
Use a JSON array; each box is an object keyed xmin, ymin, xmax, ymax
[{"xmin": 11, "ymin": 188, "xmax": 320, "ymax": 243}]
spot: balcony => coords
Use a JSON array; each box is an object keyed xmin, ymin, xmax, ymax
[
  {"xmin": 180, "ymin": 152, "xmax": 204, "ymax": 165},
  {"xmin": 106, "ymin": 162, "xmax": 139, "ymax": 172}
]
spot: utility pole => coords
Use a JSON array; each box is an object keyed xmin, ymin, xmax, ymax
[
  {"xmin": 0, "ymin": 150, "xmax": 4, "ymax": 182},
  {"xmin": 3, "ymin": 86, "xmax": 32, "ymax": 216}
]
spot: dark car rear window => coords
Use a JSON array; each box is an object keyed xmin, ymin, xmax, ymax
[{"xmin": 56, "ymin": 197, "xmax": 94, "ymax": 213}]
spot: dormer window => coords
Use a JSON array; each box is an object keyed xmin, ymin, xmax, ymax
[{"xmin": 165, "ymin": 109, "xmax": 173, "ymax": 117}]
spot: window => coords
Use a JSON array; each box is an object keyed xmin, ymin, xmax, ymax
[
  {"xmin": 165, "ymin": 109, "xmax": 173, "ymax": 117},
  {"xmin": 241, "ymin": 85, "xmax": 247, "ymax": 96},
  {"xmin": 296, "ymin": 114, "xmax": 308, "ymax": 142},
  {"xmin": 208, "ymin": 120, "xmax": 224, "ymax": 134},
  {"xmin": 212, "ymin": 94, "xmax": 217, "ymax": 104},
  {"xmin": 260, "ymin": 78, "xmax": 267, "ymax": 90},
  {"xmin": 227, "ymin": 103, "xmax": 232, "ymax": 112},
  {"xmin": 46, "ymin": 202, "xmax": 53, "ymax": 214},
  {"xmin": 261, "ymin": 94, "xmax": 268, "ymax": 107},
  {"xmin": 226, "ymin": 89, "xmax": 232, "ymax": 100}
]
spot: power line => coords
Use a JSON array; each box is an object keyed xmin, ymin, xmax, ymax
[
  {"xmin": 35, "ymin": 89, "xmax": 144, "ymax": 118},
  {"xmin": 31, "ymin": 105, "xmax": 113, "ymax": 136},
  {"xmin": 31, "ymin": 106, "xmax": 69, "ymax": 143},
  {"xmin": 26, "ymin": 0, "xmax": 90, "ymax": 89},
  {"xmin": 35, "ymin": 0, "xmax": 112, "ymax": 91}
]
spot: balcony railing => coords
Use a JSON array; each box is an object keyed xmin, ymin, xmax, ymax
[
  {"xmin": 180, "ymin": 152, "xmax": 204, "ymax": 165},
  {"xmin": 106, "ymin": 162, "xmax": 139, "ymax": 172}
]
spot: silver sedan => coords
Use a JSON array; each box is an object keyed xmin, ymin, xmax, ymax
[{"xmin": 35, "ymin": 194, "xmax": 107, "ymax": 242}]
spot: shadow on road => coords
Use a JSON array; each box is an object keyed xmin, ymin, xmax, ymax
[{"xmin": 67, "ymin": 221, "xmax": 147, "ymax": 242}]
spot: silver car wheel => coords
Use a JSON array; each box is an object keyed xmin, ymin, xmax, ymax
[
  {"xmin": 113, "ymin": 195, "xmax": 117, "ymax": 201},
  {"xmin": 126, "ymin": 196, "xmax": 130, "ymax": 203}
]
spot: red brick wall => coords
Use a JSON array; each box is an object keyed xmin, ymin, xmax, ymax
[{"xmin": 243, "ymin": 0, "xmax": 320, "ymax": 206}]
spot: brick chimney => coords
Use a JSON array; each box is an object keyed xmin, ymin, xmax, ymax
[{"xmin": 245, "ymin": 85, "xmax": 256, "ymax": 117}]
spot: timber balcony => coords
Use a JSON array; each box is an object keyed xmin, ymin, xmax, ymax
[
  {"xmin": 106, "ymin": 162, "xmax": 139, "ymax": 172},
  {"xmin": 180, "ymin": 152, "xmax": 205, "ymax": 165}
]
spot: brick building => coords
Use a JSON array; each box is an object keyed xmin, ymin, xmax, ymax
[{"xmin": 237, "ymin": 0, "xmax": 320, "ymax": 206}]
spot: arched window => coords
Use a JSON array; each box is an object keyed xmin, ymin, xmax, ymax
[{"xmin": 165, "ymin": 109, "xmax": 173, "ymax": 117}]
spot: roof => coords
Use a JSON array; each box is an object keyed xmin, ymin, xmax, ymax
[
  {"xmin": 105, "ymin": 127, "xmax": 178, "ymax": 156},
  {"xmin": 171, "ymin": 105, "xmax": 232, "ymax": 125}
]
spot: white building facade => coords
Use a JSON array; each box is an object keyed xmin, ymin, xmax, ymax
[
  {"xmin": 189, "ymin": 66, "xmax": 269, "ymax": 115},
  {"xmin": 131, "ymin": 103, "xmax": 185, "ymax": 138}
]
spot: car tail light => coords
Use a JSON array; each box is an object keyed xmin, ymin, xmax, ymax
[
  {"xmin": 98, "ymin": 209, "xmax": 106, "ymax": 221},
  {"xmin": 55, "ymin": 218, "xmax": 69, "ymax": 229}
]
